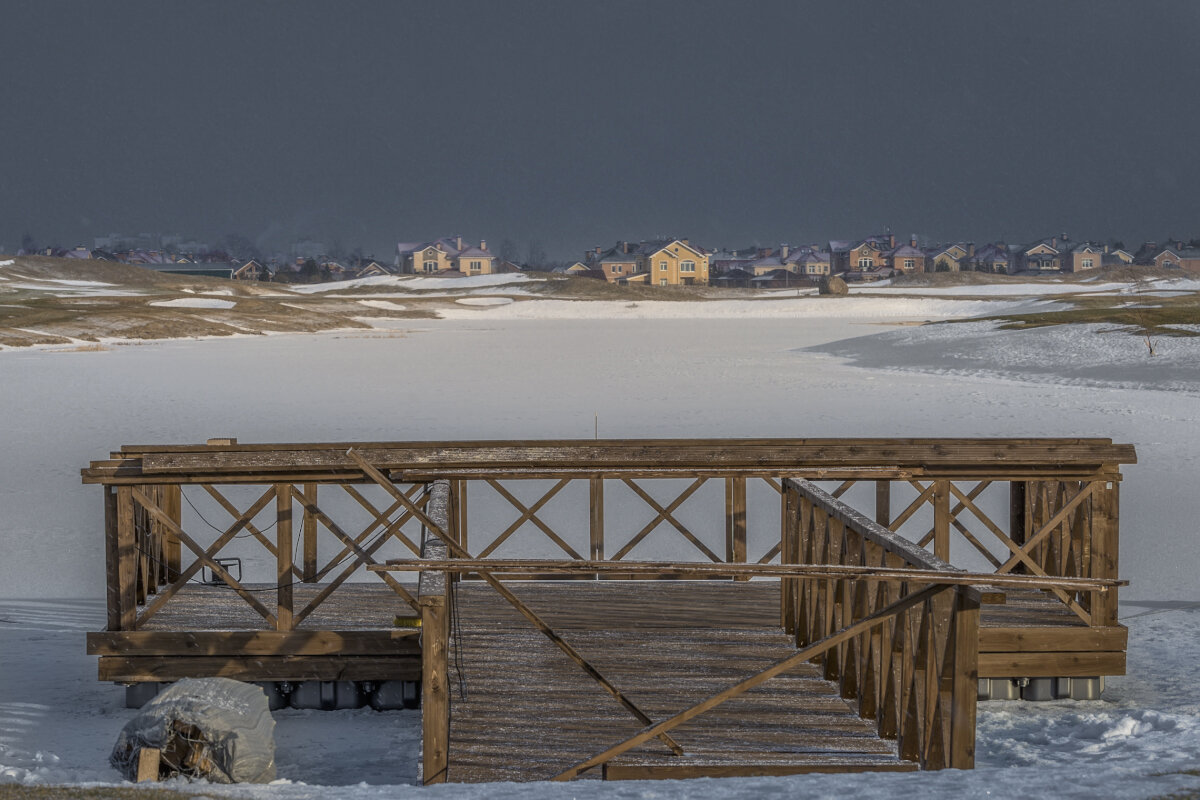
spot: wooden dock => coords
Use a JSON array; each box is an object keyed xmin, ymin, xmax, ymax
[{"xmin": 81, "ymin": 437, "xmax": 1136, "ymax": 782}]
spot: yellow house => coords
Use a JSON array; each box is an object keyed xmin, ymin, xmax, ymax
[
  {"xmin": 633, "ymin": 239, "xmax": 710, "ymax": 286},
  {"xmin": 397, "ymin": 237, "xmax": 496, "ymax": 275}
]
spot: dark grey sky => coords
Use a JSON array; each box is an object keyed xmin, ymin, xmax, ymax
[{"xmin": 2, "ymin": 1, "xmax": 1198, "ymax": 260}]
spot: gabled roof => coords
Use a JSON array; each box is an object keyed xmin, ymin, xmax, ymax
[{"xmin": 887, "ymin": 244, "xmax": 923, "ymax": 257}]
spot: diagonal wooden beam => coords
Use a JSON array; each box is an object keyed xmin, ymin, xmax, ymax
[
  {"xmin": 135, "ymin": 486, "xmax": 277, "ymax": 628},
  {"xmin": 342, "ymin": 484, "xmax": 422, "ymax": 556},
  {"xmin": 131, "ymin": 486, "xmax": 276, "ymax": 626},
  {"xmin": 889, "ymin": 481, "xmax": 937, "ymax": 533},
  {"xmin": 997, "ymin": 482, "xmax": 1101, "ymax": 574},
  {"xmin": 553, "ymin": 584, "xmax": 950, "ymax": 780},
  {"xmin": 831, "ymin": 479, "xmax": 856, "ymax": 499},
  {"xmin": 623, "ymin": 478, "xmax": 721, "ymax": 563},
  {"xmin": 315, "ymin": 490, "xmax": 423, "ymax": 576},
  {"xmin": 610, "ymin": 478, "xmax": 707, "ymax": 561},
  {"xmin": 481, "ymin": 478, "xmax": 578, "ymax": 559},
  {"xmin": 346, "ymin": 450, "xmax": 685, "ymax": 756},
  {"xmin": 201, "ymin": 484, "xmax": 303, "ymax": 580},
  {"xmin": 290, "ymin": 486, "xmax": 418, "ymax": 612}
]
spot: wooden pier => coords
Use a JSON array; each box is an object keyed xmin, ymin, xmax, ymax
[{"xmin": 82, "ymin": 438, "xmax": 1135, "ymax": 781}]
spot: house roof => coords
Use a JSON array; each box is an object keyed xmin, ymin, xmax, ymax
[{"xmin": 887, "ymin": 244, "xmax": 923, "ymax": 257}]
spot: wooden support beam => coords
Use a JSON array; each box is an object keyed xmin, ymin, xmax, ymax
[
  {"xmin": 875, "ymin": 480, "xmax": 891, "ymax": 527},
  {"xmin": 302, "ymin": 483, "xmax": 318, "ymax": 582},
  {"xmin": 116, "ymin": 486, "xmax": 137, "ymax": 630},
  {"xmin": 726, "ymin": 476, "xmax": 747, "ymax": 576},
  {"xmin": 421, "ymin": 595, "xmax": 449, "ymax": 784},
  {"xmin": 276, "ymin": 484, "xmax": 294, "ymax": 631},
  {"xmin": 590, "ymin": 477, "xmax": 604, "ymax": 562},
  {"xmin": 933, "ymin": 480, "xmax": 950, "ymax": 562},
  {"xmin": 1091, "ymin": 480, "xmax": 1120, "ymax": 626},
  {"xmin": 104, "ymin": 486, "xmax": 120, "ymax": 631}
]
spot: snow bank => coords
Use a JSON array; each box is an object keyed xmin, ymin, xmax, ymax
[
  {"xmin": 356, "ymin": 300, "xmax": 409, "ymax": 311},
  {"xmin": 814, "ymin": 319, "xmax": 1200, "ymax": 393},
  {"xmin": 291, "ymin": 273, "xmax": 540, "ymax": 294},
  {"xmin": 149, "ymin": 298, "xmax": 237, "ymax": 309},
  {"xmin": 455, "ymin": 297, "xmax": 513, "ymax": 306}
]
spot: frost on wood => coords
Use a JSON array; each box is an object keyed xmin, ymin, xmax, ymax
[{"xmin": 110, "ymin": 677, "xmax": 276, "ymax": 783}]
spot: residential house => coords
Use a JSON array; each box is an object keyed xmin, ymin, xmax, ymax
[
  {"xmin": 712, "ymin": 267, "xmax": 754, "ymax": 288},
  {"xmin": 233, "ymin": 259, "xmax": 270, "ymax": 281},
  {"xmin": 884, "ymin": 240, "xmax": 926, "ymax": 274},
  {"xmin": 588, "ymin": 239, "xmax": 709, "ymax": 286},
  {"xmin": 793, "ymin": 250, "xmax": 832, "ymax": 278},
  {"xmin": 1014, "ymin": 237, "xmax": 1064, "ymax": 273},
  {"xmin": 1103, "ymin": 248, "xmax": 1134, "ymax": 267},
  {"xmin": 970, "ymin": 243, "xmax": 1012, "ymax": 274},
  {"xmin": 588, "ymin": 242, "xmax": 639, "ymax": 283},
  {"xmin": 1154, "ymin": 246, "xmax": 1200, "ymax": 272},
  {"xmin": 1061, "ymin": 242, "xmax": 1104, "ymax": 273},
  {"xmin": 355, "ymin": 261, "xmax": 392, "ymax": 278},
  {"xmin": 926, "ymin": 243, "xmax": 973, "ymax": 272},
  {"xmin": 831, "ymin": 234, "xmax": 894, "ymax": 275},
  {"xmin": 396, "ymin": 237, "xmax": 497, "ymax": 276}
]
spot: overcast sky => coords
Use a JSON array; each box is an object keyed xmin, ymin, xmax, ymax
[{"xmin": 2, "ymin": 1, "xmax": 1198, "ymax": 260}]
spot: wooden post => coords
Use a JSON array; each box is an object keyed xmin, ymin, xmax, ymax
[
  {"xmin": 276, "ymin": 485, "xmax": 293, "ymax": 631},
  {"xmin": 421, "ymin": 594, "xmax": 450, "ymax": 784},
  {"xmin": 1091, "ymin": 479, "xmax": 1120, "ymax": 626},
  {"xmin": 104, "ymin": 486, "xmax": 121, "ymax": 631},
  {"xmin": 301, "ymin": 483, "xmax": 318, "ymax": 582},
  {"xmin": 726, "ymin": 477, "xmax": 747, "ymax": 576},
  {"xmin": 116, "ymin": 486, "xmax": 137, "ymax": 630},
  {"xmin": 1009, "ymin": 480, "xmax": 1028, "ymax": 574},
  {"xmin": 135, "ymin": 747, "xmax": 161, "ymax": 782},
  {"xmin": 875, "ymin": 480, "xmax": 891, "ymax": 527},
  {"xmin": 933, "ymin": 480, "xmax": 951, "ymax": 562},
  {"xmin": 949, "ymin": 588, "xmax": 979, "ymax": 769},
  {"xmin": 589, "ymin": 476, "xmax": 604, "ymax": 565},
  {"xmin": 163, "ymin": 485, "xmax": 182, "ymax": 581},
  {"xmin": 781, "ymin": 485, "xmax": 799, "ymax": 632}
]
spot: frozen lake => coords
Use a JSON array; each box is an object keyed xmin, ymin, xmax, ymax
[{"xmin": 3, "ymin": 310, "xmax": 1200, "ymax": 797}]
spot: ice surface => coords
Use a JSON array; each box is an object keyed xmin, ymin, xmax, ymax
[{"xmin": 3, "ymin": 293, "xmax": 1200, "ymax": 796}]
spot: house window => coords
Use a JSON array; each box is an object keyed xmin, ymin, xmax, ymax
[
  {"xmin": 1082, "ymin": 258, "xmax": 1093, "ymax": 268},
  {"xmin": 660, "ymin": 278, "xmax": 667, "ymax": 286},
  {"xmin": 903, "ymin": 259, "xmax": 915, "ymax": 270},
  {"xmin": 423, "ymin": 261, "xmax": 436, "ymax": 272},
  {"xmin": 659, "ymin": 261, "xmax": 667, "ymax": 272},
  {"xmin": 858, "ymin": 257, "xmax": 873, "ymax": 269},
  {"xmin": 681, "ymin": 260, "xmax": 695, "ymax": 272},
  {"xmin": 470, "ymin": 260, "xmax": 482, "ymax": 271}
]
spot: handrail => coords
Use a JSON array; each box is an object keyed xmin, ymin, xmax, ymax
[{"xmin": 786, "ymin": 478, "xmax": 952, "ymax": 571}]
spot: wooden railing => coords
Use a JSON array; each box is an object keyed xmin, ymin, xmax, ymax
[{"xmin": 784, "ymin": 479, "xmax": 978, "ymax": 769}]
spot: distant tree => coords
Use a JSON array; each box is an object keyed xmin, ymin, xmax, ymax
[
  {"xmin": 220, "ymin": 233, "xmax": 261, "ymax": 261},
  {"xmin": 1107, "ymin": 239, "xmax": 1126, "ymax": 251},
  {"xmin": 302, "ymin": 258, "xmax": 319, "ymax": 282},
  {"xmin": 1187, "ymin": 238, "xmax": 1200, "ymax": 250},
  {"xmin": 935, "ymin": 258, "xmax": 951, "ymax": 273},
  {"xmin": 525, "ymin": 240, "xmax": 547, "ymax": 270},
  {"xmin": 499, "ymin": 238, "xmax": 519, "ymax": 264},
  {"xmin": 19, "ymin": 232, "xmax": 36, "ymax": 254}
]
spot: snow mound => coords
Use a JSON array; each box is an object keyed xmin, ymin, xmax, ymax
[
  {"xmin": 455, "ymin": 297, "xmax": 513, "ymax": 306},
  {"xmin": 357, "ymin": 300, "xmax": 409, "ymax": 311},
  {"xmin": 149, "ymin": 298, "xmax": 236, "ymax": 309}
]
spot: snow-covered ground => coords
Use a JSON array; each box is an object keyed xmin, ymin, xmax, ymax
[{"xmin": 2, "ymin": 291, "xmax": 1200, "ymax": 797}]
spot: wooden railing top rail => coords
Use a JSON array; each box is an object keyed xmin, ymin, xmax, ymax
[
  {"xmin": 372, "ymin": 559, "xmax": 1123, "ymax": 594},
  {"xmin": 787, "ymin": 478, "xmax": 954, "ymax": 573},
  {"xmin": 82, "ymin": 438, "xmax": 1137, "ymax": 484}
]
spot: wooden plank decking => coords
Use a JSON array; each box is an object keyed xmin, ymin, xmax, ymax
[
  {"xmin": 443, "ymin": 581, "xmax": 915, "ymax": 781},
  {"xmin": 86, "ymin": 580, "xmax": 1126, "ymax": 685}
]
